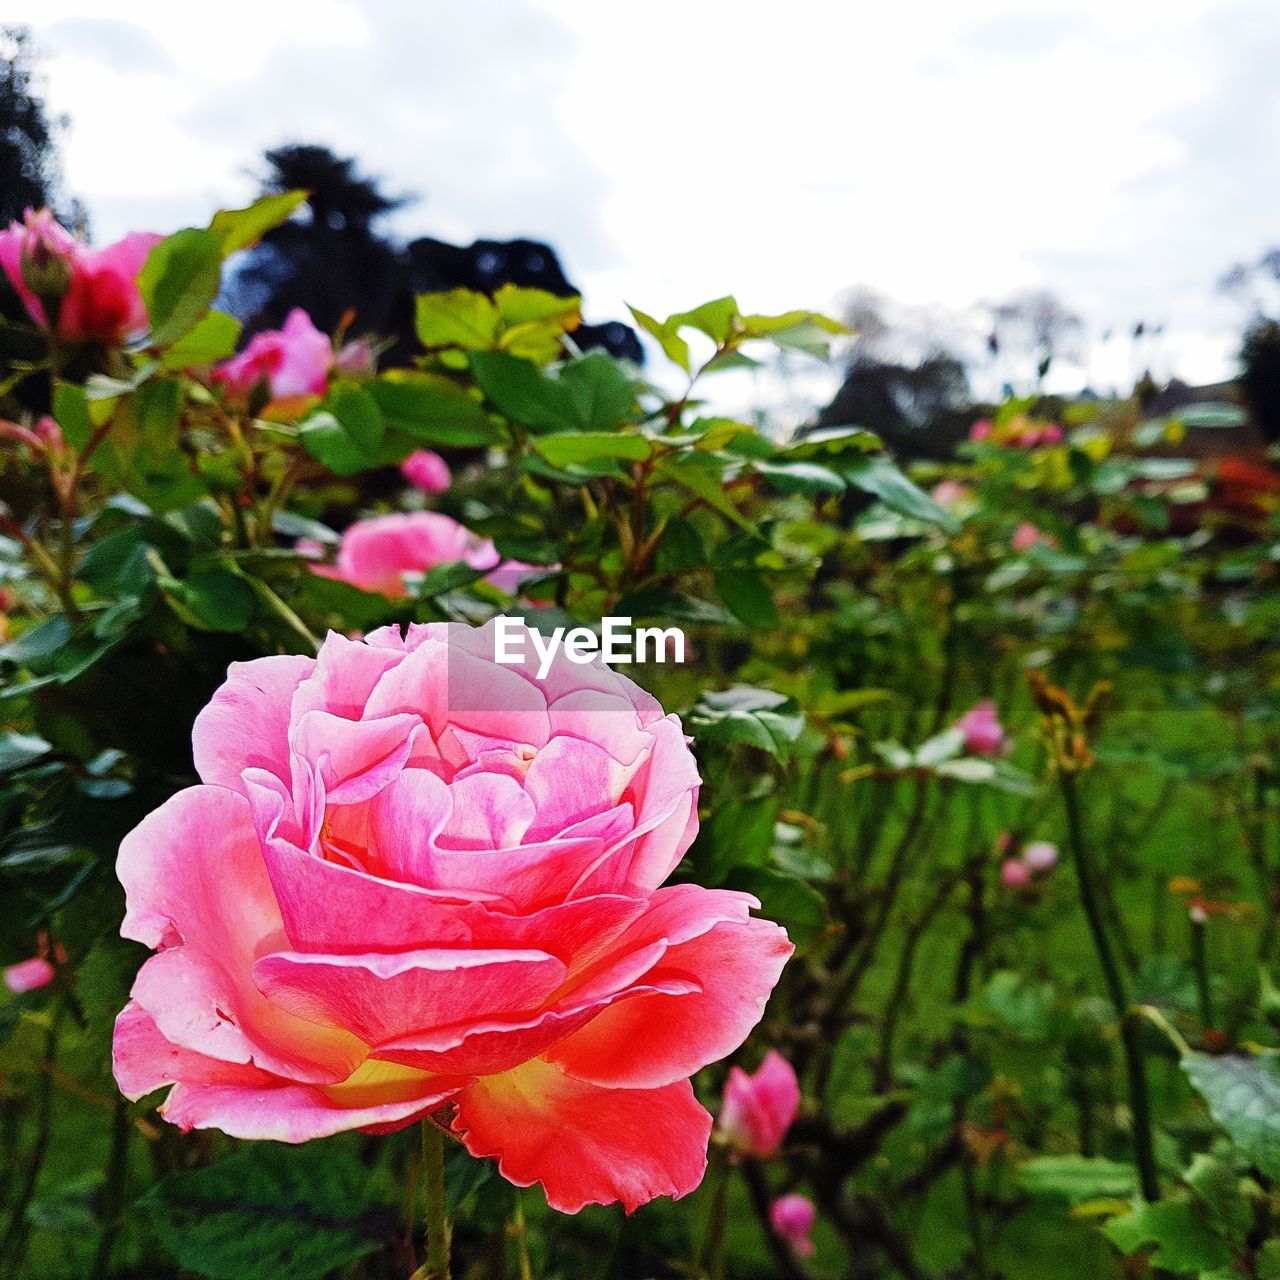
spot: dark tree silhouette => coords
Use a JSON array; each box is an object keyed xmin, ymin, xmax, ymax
[
  {"xmin": 224, "ymin": 143, "xmax": 641, "ymax": 364},
  {"xmin": 0, "ymin": 27, "xmax": 70, "ymax": 226},
  {"xmin": 1240, "ymin": 318, "xmax": 1280, "ymax": 444}
]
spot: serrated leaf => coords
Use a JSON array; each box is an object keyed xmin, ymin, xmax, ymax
[
  {"xmin": 209, "ymin": 191, "xmax": 308, "ymax": 255},
  {"xmin": 142, "ymin": 1143, "xmax": 392, "ymax": 1280},
  {"xmin": 368, "ymin": 371, "xmax": 495, "ymax": 445},
  {"xmin": 158, "ymin": 310, "xmax": 242, "ymax": 368},
  {"xmin": 300, "ymin": 383, "xmax": 385, "ymax": 475},
  {"xmin": 416, "ymin": 289, "xmax": 501, "ymax": 349},
  {"xmin": 532, "ymin": 432, "xmax": 653, "ymax": 467},
  {"xmin": 138, "ymin": 227, "xmax": 224, "ymax": 347}
]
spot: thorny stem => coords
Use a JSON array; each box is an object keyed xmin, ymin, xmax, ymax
[{"xmin": 1060, "ymin": 773, "xmax": 1160, "ymax": 1202}]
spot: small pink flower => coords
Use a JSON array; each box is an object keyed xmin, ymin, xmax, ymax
[
  {"xmin": 931, "ymin": 480, "xmax": 971, "ymax": 509},
  {"xmin": 969, "ymin": 419, "xmax": 994, "ymax": 442},
  {"xmin": 401, "ymin": 449, "xmax": 452, "ymax": 495},
  {"xmin": 719, "ymin": 1049, "xmax": 800, "ymax": 1159},
  {"xmin": 956, "ymin": 700, "xmax": 1007, "ymax": 757},
  {"xmin": 770, "ymin": 1194, "xmax": 816, "ymax": 1257},
  {"xmin": 4, "ymin": 955, "xmax": 56, "ymax": 994},
  {"xmin": 335, "ymin": 338, "xmax": 374, "ymax": 376},
  {"xmin": 1001, "ymin": 859, "xmax": 1032, "ymax": 890},
  {"xmin": 1022, "ymin": 841, "xmax": 1059, "ymax": 872},
  {"xmin": 1011, "ymin": 522, "xmax": 1042, "ymax": 552},
  {"xmin": 312, "ymin": 511, "xmax": 539, "ymax": 599},
  {"xmin": 212, "ymin": 308, "xmax": 333, "ymax": 404},
  {"xmin": 0, "ymin": 209, "xmax": 161, "ymax": 344}
]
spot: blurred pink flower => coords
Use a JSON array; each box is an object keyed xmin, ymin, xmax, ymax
[
  {"xmin": 931, "ymin": 480, "xmax": 971, "ymax": 509},
  {"xmin": 1011, "ymin": 522, "xmax": 1043, "ymax": 552},
  {"xmin": 4, "ymin": 955, "xmax": 55, "ymax": 994},
  {"xmin": 312, "ymin": 511, "xmax": 540, "ymax": 599},
  {"xmin": 1035, "ymin": 423, "xmax": 1063, "ymax": 446},
  {"xmin": 401, "ymin": 449, "xmax": 452, "ymax": 495},
  {"xmin": 335, "ymin": 338, "xmax": 375, "ymax": 376},
  {"xmin": 1001, "ymin": 859, "xmax": 1032, "ymax": 890},
  {"xmin": 956, "ymin": 700, "xmax": 1007, "ymax": 757},
  {"xmin": 770, "ymin": 1193, "xmax": 816, "ymax": 1257},
  {"xmin": 0, "ymin": 209, "xmax": 161, "ymax": 344},
  {"xmin": 719, "ymin": 1049, "xmax": 800, "ymax": 1158},
  {"xmin": 212, "ymin": 308, "xmax": 333, "ymax": 404},
  {"xmin": 1022, "ymin": 841, "xmax": 1059, "ymax": 872},
  {"xmin": 969, "ymin": 419, "xmax": 994, "ymax": 442}
]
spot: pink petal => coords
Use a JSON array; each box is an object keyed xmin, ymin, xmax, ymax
[
  {"xmin": 252, "ymin": 948, "xmax": 567, "ymax": 1047},
  {"xmin": 191, "ymin": 654, "xmax": 314, "ymax": 792},
  {"xmin": 452, "ymin": 1059, "xmax": 711, "ymax": 1213}
]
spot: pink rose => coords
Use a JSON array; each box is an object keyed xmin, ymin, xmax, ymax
[
  {"xmin": 5, "ymin": 955, "xmax": 56, "ymax": 994},
  {"xmin": 770, "ymin": 1193, "xmax": 816, "ymax": 1257},
  {"xmin": 112, "ymin": 622, "xmax": 792, "ymax": 1213},
  {"xmin": 1000, "ymin": 858, "xmax": 1032, "ymax": 890},
  {"xmin": 718, "ymin": 1049, "xmax": 800, "ymax": 1158},
  {"xmin": 1011, "ymin": 522, "xmax": 1043, "ymax": 552},
  {"xmin": 0, "ymin": 209, "xmax": 161, "ymax": 344},
  {"xmin": 401, "ymin": 449, "xmax": 452, "ymax": 495},
  {"xmin": 312, "ymin": 512, "xmax": 540, "ymax": 599},
  {"xmin": 1022, "ymin": 841, "xmax": 1059, "ymax": 872},
  {"xmin": 956, "ymin": 700, "xmax": 1007, "ymax": 757},
  {"xmin": 212, "ymin": 308, "xmax": 333, "ymax": 404},
  {"xmin": 968, "ymin": 419, "xmax": 994, "ymax": 443}
]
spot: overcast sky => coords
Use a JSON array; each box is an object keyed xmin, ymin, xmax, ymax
[{"xmin": 9, "ymin": 0, "xmax": 1280, "ymax": 398}]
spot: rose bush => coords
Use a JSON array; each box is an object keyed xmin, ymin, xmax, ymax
[{"xmin": 112, "ymin": 619, "xmax": 792, "ymax": 1213}]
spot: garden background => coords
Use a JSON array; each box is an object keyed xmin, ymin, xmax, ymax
[{"xmin": 1, "ymin": 7, "xmax": 1280, "ymax": 1279}]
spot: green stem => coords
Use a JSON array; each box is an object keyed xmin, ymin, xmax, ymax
[
  {"xmin": 411, "ymin": 1120, "xmax": 451, "ymax": 1280},
  {"xmin": 1189, "ymin": 913, "xmax": 1214, "ymax": 1032},
  {"xmin": 1061, "ymin": 774, "xmax": 1160, "ymax": 1202},
  {"xmin": 90, "ymin": 1096, "xmax": 130, "ymax": 1280}
]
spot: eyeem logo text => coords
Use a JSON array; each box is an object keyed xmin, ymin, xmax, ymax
[{"xmin": 493, "ymin": 616, "xmax": 686, "ymax": 679}]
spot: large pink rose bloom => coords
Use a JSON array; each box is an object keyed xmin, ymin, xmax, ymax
[
  {"xmin": 212, "ymin": 308, "xmax": 334, "ymax": 403},
  {"xmin": 0, "ymin": 209, "xmax": 161, "ymax": 344},
  {"xmin": 312, "ymin": 511, "xmax": 540, "ymax": 599},
  {"xmin": 111, "ymin": 621, "xmax": 792, "ymax": 1213}
]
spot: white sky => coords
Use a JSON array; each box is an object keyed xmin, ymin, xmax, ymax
[{"xmin": 9, "ymin": 0, "xmax": 1280, "ymax": 401}]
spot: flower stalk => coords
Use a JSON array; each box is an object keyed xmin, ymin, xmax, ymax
[{"xmin": 411, "ymin": 1119, "xmax": 452, "ymax": 1280}]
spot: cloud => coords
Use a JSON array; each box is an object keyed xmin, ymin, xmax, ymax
[{"xmin": 42, "ymin": 16, "xmax": 175, "ymax": 75}]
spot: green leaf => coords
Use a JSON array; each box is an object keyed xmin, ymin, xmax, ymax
[
  {"xmin": 727, "ymin": 866, "xmax": 828, "ymax": 947},
  {"xmin": 688, "ymin": 686, "xmax": 804, "ymax": 760},
  {"xmin": 470, "ymin": 350, "xmax": 575, "ymax": 432},
  {"xmin": 301, "ymin": 383, "xmax": 385, "ymax": 475},
  {"xmin": 368, "ymin": 371, "xmax": 496, "ymax": 446},
  {"xmin": 158, "ymin": 310, "xmax": 242, "ymax": 369},
  {"xmin": 138, "ymin": 227, "xmax": 224, "ymax": 347},
  {"xmin": 654, "ymin": 457, "xmax": 755, "ymax": 533},
  {"xmin": 141, "ymin": 1142, "xmax": 392, "ymax": 1280},
  {"xmin": 1183, "ymin": 1052, "xmax": 1280, "ymax": 1179},
  {"xmin": 209, "ymin": 191, "xmax": 308, "ymax": 255},
  {"xmin": 714, "ymin": 568, "xmax": 779, "ymax": 627},
  {"xmin": 416, "ymin": 288, "xmax": 501, "ymax": 350},
  {"xmin": 627, "ymin": 304, "xmax": 690, "ymax": 371},
  {"xmin": 842, "ymin": 454, "xmax": 960, "ymax": 530},
  {"xmin": 558, "ymin": 351, "xmax": 638, "ymax": 430},
  {"xmin": 161, "ymin": 570, "xmax": 257, "ymax": 631},
  {"xmin": 696, "ymin": 795, "xmax": 780, "ymax": 883},
  {"xmin": 52, "ymin": 380, "xmax": 94, "ymax": 450},
  {"xmin": 532, "ymin": 432, "xmax": 653, "ymax": 468},
  {"xmin": 669, "ymin": 296, "xmax": 740, "ymax": 344},
  {"xmin": 1018, "ymin": 1156, "xmax": 1139, "ymax": 1204},
  {"xmin": 0, "ymin": 730, "xmax": 51, "ymax": 772},
  {"xmin": 753, "ymin": 459, "xmax": 846, "ymax": 497},
  {"xmin": 1103, "ymin": 1201, "xmax": 1231, "ymax": 1272}
]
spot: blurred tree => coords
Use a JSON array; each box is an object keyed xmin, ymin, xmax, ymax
[
  {"xmin": 1240, "ymin": 317, "xmax": 1280, "ymax": 443},
  {"xmin": 223, "ymin": 143, "xmax": 641, "ymax": 364},
  {"xmin": 0, "ymin": 26, "xmax": 72, "ymax": 227}
]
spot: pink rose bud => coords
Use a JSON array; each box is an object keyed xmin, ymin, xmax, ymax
[
  {"xmin": 1001, "ymin": 858, "xmax": 1032, "ymax": 889},
  {"xmin": 212, "ymin": 308, "xmax": 334, "ymax": 404},
  {"xmin": 969, "ymin": 419, "xmax": 994, "ymax": 442},
  {"xmin": 0, "ymin": 209, "xmax": 161, "ymax": 344},
  {"xmin": 401, "ymin": 449, "xmax": 452, "ymax": 495},
  {"xmin": 1022, "ymin": 841, "xmax": 1059, "ymax": 872},
  {"xmin": 1011, "ymin": 522, "xmax": 1042, "ymax": 552},
  {"xmin": 956, "ymin": 700, "xmax": 1007, "ymax": 757},
  {"xmin": 770, "ymin": 1193, "xmax": 816, "ymax": 1257},
  {"xmin": 110, "ymin": 622, "xmax": 794, "ymax": 1214},
  {"xmin": 718, "ymin": 1049, "xmax": 800, "ymax": 1158},
  {"xmin": 5, "ymin": 955, "xmax": 56, "ymax": 994}
]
